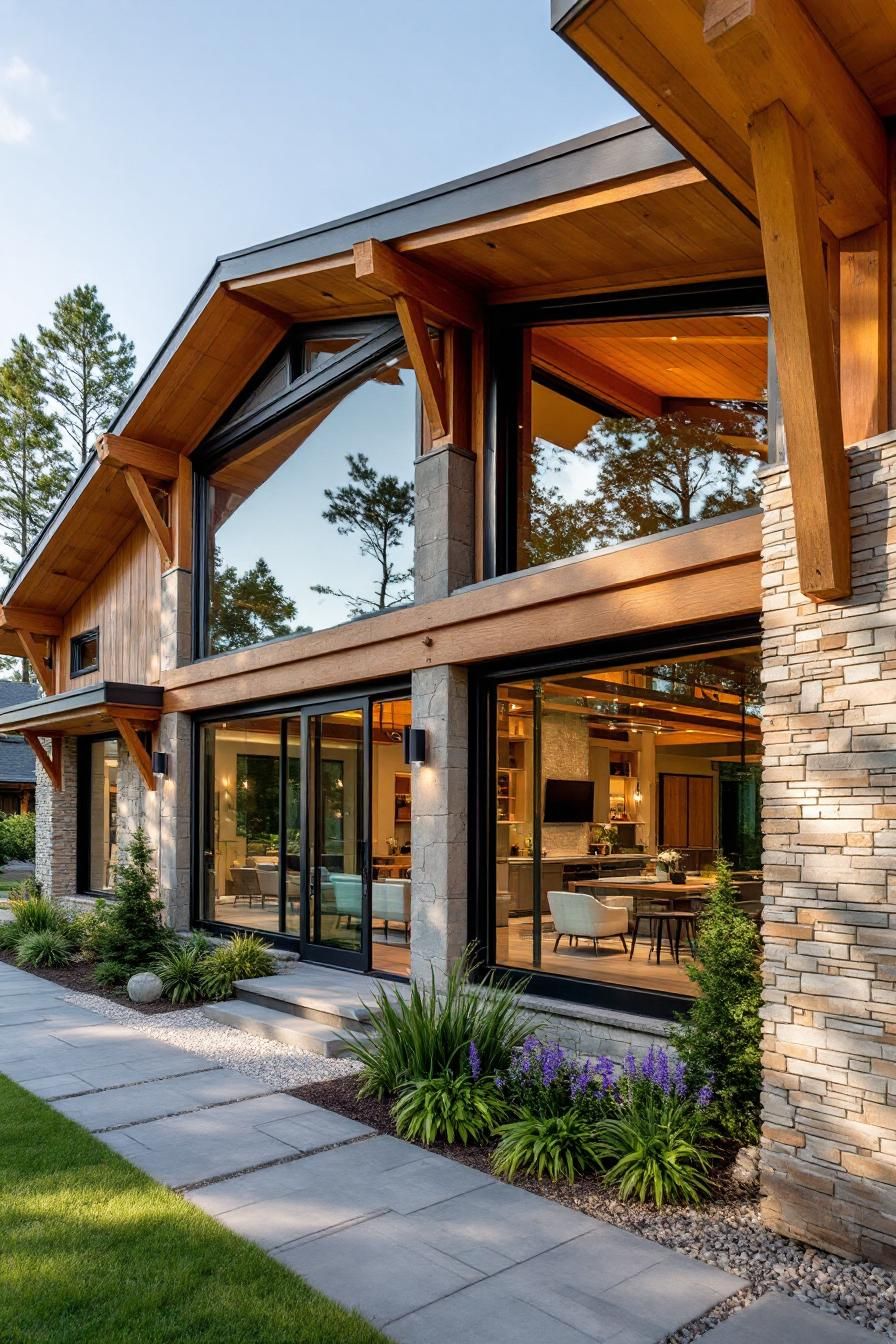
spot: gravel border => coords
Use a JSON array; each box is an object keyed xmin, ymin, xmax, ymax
[
  {"xmin": 63, "ymin": 990, "xmax": 361, "ymax": 1090},
  {"xmin": 295, "ymin": 1077, "xmax": 895, "ymax": 1340}
]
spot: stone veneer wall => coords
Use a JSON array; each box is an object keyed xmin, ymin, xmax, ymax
[
  {"xmin": 760, "ymin": 431, "xmax": 896, "ymax": 1265},
  {"xmin": 34, "ymin": 737, "xmax": 78, "ymax": 901}
]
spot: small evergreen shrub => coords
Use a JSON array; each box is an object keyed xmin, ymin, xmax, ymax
[
  {"xmin": 93, "ymin": 959, "xmax": 131, "ymax": 989},
  {"xmin": 393, "ymin": 1071, "xmax": 508, "ymax": 1146},
  {"xmin": 198, "ymin": 933, "xmax": 275, "ymax": 1001},
  {"xmin": 493, "ymin": 1111, "xmax": 603, "ymax": 1184},
  {"xmin": 15, "ymin": 929, "xmax": 73, "ymax": 969},
  {"xmin": 94, "ymin": 828, "xmax": 169, "ymax": 976},
  {"xmin": 154, "ymin": 936, "xmax": 211, "ymax": 1005},
  {"xmin": 668, "ymin": 856, "xmax": 762, "ymax": 1143},
  {"xmin": 348, "ymin": 947, "xmax": 529, "ymax": 1100},
  {"xmin": 68, "ymin": 900, "xmax": 111, "ymax": 962}
]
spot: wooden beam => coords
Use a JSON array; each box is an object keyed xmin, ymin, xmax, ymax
[
  {"xmin": 112, "ymin": 717, "xmax": 156, "ymax": 792},
  {"xmin": 22, "ymin": 733, "xmax": 62, "ymax": 791},
  {"xmin": 840, "ymin": 223, "xmax": 889, "ymax": 445},
  {"xmin": 750, "ymin": 101, "xmax": 850, "ymax": 600},
  {"xmin": 123, "ymin": 466, "xmax": 174, "ymax": 569},
  {"xmin": 96, "ymin": 433, "xmax": 180, "ymax": 481},
  {"xmin": 704, "ymin": 0, "xmax": 888, "ymax": 238},
  {"xmin": 17, "ymin": 631, "xmax": 54, "ymax": 696},
  {"xmin": 0, "ymin": 606, "xmax": 62, "ymax": 637},
  {"xmin": 394, "ymin": 295, "xmax": 447, "ymax": 440},
  {"xmin": 171, "ymin": 454, "xmax": 193, "ymax": 571},
  {"xmin": 353, "ymin": 238, "xmax": 482, "ymax": 330},
  {"xmin": 532, "ymin": 333, "xmax": 662, "ymax": 418}
]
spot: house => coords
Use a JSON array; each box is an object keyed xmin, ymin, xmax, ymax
[
  {"xmin": 0, "ymin": 683, "xmax": 36, "ymax": 815},
  {"xmin": 0, "ymin": 0, "xmax": 894, "ymax": 1265}
]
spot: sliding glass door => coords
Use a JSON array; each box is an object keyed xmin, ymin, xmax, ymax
[{"xmin": 303, "ymin": 703, "xmax": 368, "ymax": 969}]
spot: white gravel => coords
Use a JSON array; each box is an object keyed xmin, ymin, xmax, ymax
[{"xmin": 64, "ymin": 990, "xmax": 362, "ymax": 1090}]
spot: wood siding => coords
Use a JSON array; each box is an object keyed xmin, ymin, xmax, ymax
[{"xmin": 57, "ymin": 527, "xmax": 162, "ymax": 692}]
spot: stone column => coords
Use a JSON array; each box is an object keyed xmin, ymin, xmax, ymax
[
  {"xmin": 34, "ymin": 736, "xmax": 78, "ymax": 901},
  {"xmin": 759, "ymin": 430, "xmax": 896, "ymax": 1265},
  {"xmin": 414, "ymin": 443, "xmax": 475, "ymax": 603},
  {"xmin": 410, "ymin": 664, "xmax": 469, "ymax": 985},
  {"xmin": 152, "ymin": 562, "xmax": 194, "ymax": 929},
  {"xmin": 160, "ymin": 567, "xmax": 192, "ymax": 670}
]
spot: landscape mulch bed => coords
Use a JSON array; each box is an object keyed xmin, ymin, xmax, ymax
[
  {"xmin": 0, "ymin": 950, "xmax": 192, "ymax": 1015},
  {"xmin": 290, "ymin": 1075, "xmax": 749, "ymax": 1214}
]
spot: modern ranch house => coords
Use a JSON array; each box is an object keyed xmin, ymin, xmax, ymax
[{"xmin": 3, "ymin": 0, "xmax": 896, "ymax": 1265}]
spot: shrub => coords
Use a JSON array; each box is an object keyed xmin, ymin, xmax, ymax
[
  {"xmin": 668, "ymin": 856, "xmax": 762, "ymax": 1143},
  {"xmin": 497, "ymin": 1037, "xmax": 616, "ymax": 1122},
  {"xmin": 68, "ymin": 900, "xmax": 111, "ymax": 962},
  {"xmin": 15, "ymin": 929, "xmax": 73, "ymax": 969},
  {"xmin": 0, "ymin": 922, "xmax": 20, "ymax": 952},
  {"xmin": 493, "ymin": 1110, "xmax": 603, "ymax": 1184},
  {"xmin": 154, "ymin": 937, "xmax": 211, "ymax": 1005},
  {"xmin": 0, "ymin": 812, "xmax": 36, "ymax": 862},
  {"xmin": 94, "ymin": 829, "xmax": 169, "ymax": 975},
  {"xmin": 597, "ymin": 1096, "xmax": 713, "ymax": 1208},
  {"xmin": 348, "ymin": 946, "xmax": 529, "ymax": 1100},
  {"xmin": 93, "ymin": 959, "xmax": 131, "ymax": 989},
  {"xmin": 198, "ymin": 932, "xmax": 275, "ymax": 1001},
  {"xmin": 394, "ymin": 1071, "xmax": 508, "ymax": 1146}
]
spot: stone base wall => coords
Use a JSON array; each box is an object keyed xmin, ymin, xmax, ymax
[
  {"xmin": 34, "ymin": 737, "xmax": 78, "ymax": 901},
  {"xmin": 760, "ymin": 432, "xmax": 896, "ymax": 1265},
  {"xmin": 117, "ymin": 714, "xmax": 191, "ymax": 931}
]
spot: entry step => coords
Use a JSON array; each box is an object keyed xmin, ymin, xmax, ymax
[
  {"xmin": 232, "ymin": 969, "xmax": 411, "ymax": 1031},
  {"xmin": 202, "ymin": 999, "xmax": 361, "ymax": 1057}
]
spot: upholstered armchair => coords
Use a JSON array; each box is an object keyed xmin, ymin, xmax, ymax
[
  {"xmin": 372, "ymin": 880, "xmax": 411, "ymax": 941},
  {"xmin": 547, "ymin": 890, "xmax": 629, "ymax": 954},
  {"xmin": 329, "ymin": 873, "xmax": 363, "ymax": 925}
]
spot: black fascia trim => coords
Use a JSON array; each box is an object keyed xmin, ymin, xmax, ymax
[
  {"xmin": 108, "ymin": 119, "xmax": 680, "ymax": 440},
  {"xmin": 69, "ymin": 627, "xmax": 100, "ymax": 679},
  {"xmin": 190, "ymin": 677, "xmax": 412, "ymax": 728},
  {"xmin": 491, "ymin": 276, "xmax": 769, "ymax": 329},
  {"xmin": 0, "ymin": 681, "xmax": 163, "ymax": 731},
  {"xmin": 195, "ymin": 318, "xmax": 405, "ymax": 470}
]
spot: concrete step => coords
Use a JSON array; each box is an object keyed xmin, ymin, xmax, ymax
[
  {"xmin": 202, "ymin": 999, "xmax": 364, "ymax": 1057},
  {"xmin": 232, "ymin": 971, "xmax": 410, "ymax": 1031}
]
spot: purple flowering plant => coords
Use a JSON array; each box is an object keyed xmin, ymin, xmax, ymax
[{"xmin": 496, "ymin": 1036, "xmax": 618, "ymax": 1121}]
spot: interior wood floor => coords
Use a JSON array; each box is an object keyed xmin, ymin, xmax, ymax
[
  {"xmin": 496, "ymin": 917, "xmax": 698, "ymax": 997},
  {"xmin": 207, "ymin": 899, "xmax": 411, "ymax": 978}
]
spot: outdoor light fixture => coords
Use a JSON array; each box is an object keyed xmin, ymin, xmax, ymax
[
  {"xmin": 633, "ymin": 779, "xmax": 643, "ymax": 804},
  {"xmin": 151, "ymin": 751, "xmax": 168, "ymax": 777},
  {"xmin": 403, "ymin": 726, "xmax": 426, "ymax": 765}
]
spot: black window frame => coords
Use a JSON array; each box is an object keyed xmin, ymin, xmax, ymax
[
  {"xmin": 468, "ymin": 613, "xmax": 763, "ymax": 1022},
  {"xmin": 70, "ymin": 628, "xmax": 100, "ymax": 679},
  {"xmin": 484, "ymin": 276, "xmax": 772, "ymax": 581},
  {"xmin": 76, "ymin": 732, "xmax": 119, "ymax": 897},
  {"xmin": 192, "ymin": 315, "xmax": 411, "ymax": 661}
]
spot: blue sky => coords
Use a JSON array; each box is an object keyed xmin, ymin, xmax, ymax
[{"xmin": 0, "ymin": 0, "xmax": 630, "ymax": 372}]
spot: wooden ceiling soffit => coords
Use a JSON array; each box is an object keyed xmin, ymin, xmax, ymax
[
  {"xmin": 353, "ymin": 239, "xmax": 482, "ymax": 443},
  {"xmin": 704, "ymin": 0, "xmax": 887, "ymax": 239},
  {"xmin": 112, "ymin": 716, "xmax": 157, "ymax": 792},
  {"xmin": 22, "ymin": 733, "xmax": 62, "ymax": 791},
  {"xmin": 750, "ymin": 101, "xmax": 850, "ymax": 600},
  {"xmin": 561, "ymin": 0, "xmax": 887, "ymax": 239}
]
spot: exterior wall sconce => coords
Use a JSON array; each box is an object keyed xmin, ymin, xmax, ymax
[
  {"xmin": 151, "ymin": 751, "xmax": 169, "ymax": 777},
  {"xmin": 633, "ymin": 779, "xmax": 643, "ymax": 804},
  {"xmin": 403, "ymin": 727, "xmax": 426, "ymax": 765}
]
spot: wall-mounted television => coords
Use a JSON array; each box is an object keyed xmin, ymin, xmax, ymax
[{"xmin": 543, "ymin": 778, "xmax": 594, "ymax": 823}]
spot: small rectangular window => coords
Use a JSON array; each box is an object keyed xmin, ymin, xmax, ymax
[{"xmin": 70, "ymin": 628, "xmax": 99, "ymax": 678}]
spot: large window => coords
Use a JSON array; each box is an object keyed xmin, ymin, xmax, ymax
[
  {"xmin": 197, "ymin": 321, "xmax": 419, "ymax": 657},
  {"xmin": 78, "ymin": 737, "xmax": 118, "ymax": 894},
  {"xmin": 485, "ymin": 639, "xmax": 762, "ymax": 1009},
  {"xmin": 493, "ymin": 298, "xmax": 769, "ymax": 577}
]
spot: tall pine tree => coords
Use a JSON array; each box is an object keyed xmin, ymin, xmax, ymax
[
  {"xmin": 0, "ymin": 337, "xmax": 74, "ymax": 680},
  {"xmin": 38, "ymin": 284, "xmax": 136, "ymax": 463}
]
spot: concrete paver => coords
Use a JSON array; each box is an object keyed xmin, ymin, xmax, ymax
[{"xmin": 696, "ymin": 1292, "xmax": 875, "ymax": 1342}]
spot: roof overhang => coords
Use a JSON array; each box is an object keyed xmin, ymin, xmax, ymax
[{"xmin": 0, "ymin": 682, "xmax": 163, "ymax": 737}]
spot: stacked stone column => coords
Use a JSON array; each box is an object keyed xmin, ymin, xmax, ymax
[
  {"xmin": 34, "ymin": 737, "xmax": 78, "ymax": 901},
  {"xmin": 760, "ymin": 430, "xmax": 896, "ymax": 1264}
]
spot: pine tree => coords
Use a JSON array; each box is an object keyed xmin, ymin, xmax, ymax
[
  {"xmin": 38, "ymin": 284, "xmax": 136, "ymax": 463},
  {"xmin": 208, "ymin": 548, "xmax": 306, "ymax": 653},
  {"xmin": 94, "ymin": 827, "xmax": 168, "ymax": 980},
  {"xmin": 0, "ymin": 337, "xmax": 74, "ymax": 681},
  {"xmin": 669, "ymin": 856, "xmax": 763, "ymax": 1143},
  {"xmin": 311, "ymin": 452, "xmax": 414, "ymax": 616}
]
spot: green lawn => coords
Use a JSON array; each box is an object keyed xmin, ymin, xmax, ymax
[{"xmin": 0, "ymin": 1075, "xmax": 388, "ymax": 1344}]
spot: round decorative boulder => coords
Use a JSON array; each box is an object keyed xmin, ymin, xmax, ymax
[{"xmin": 127, "ymin": 971, "xmax": 164, "ymax": 1004}]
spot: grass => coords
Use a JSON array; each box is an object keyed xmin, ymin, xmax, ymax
[{"xmin": 0, "ymin": 1075, "xmax": 388, "ymax": 1344}]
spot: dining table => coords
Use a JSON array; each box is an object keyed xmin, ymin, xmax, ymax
[{"xmin": 570, "ymin": 875, "xmax": 715, "ymax": 911}]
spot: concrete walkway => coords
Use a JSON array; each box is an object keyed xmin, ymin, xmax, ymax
[{"xmin": 0, "ymin": 962, "xmax": 874, "ymax": 1343}]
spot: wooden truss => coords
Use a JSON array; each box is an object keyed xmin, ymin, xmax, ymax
[
  {"xmin": 22, "ymin": 733, "xmax": 62, "ymax": 790},
  {"xmin": 96, "ymin": 434, "xmax": 191, "ymax": 572}
]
